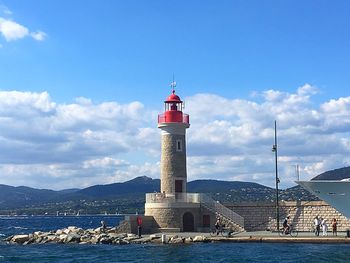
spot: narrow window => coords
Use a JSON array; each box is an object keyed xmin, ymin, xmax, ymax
[{"xmin": 176, "ymin": 139, "xmax": 182, "ymax": 152}]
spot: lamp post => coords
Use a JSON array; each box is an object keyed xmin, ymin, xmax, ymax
[{"xmin": 272, "ymin": 120, "xmax": 280, "ymax": 231}]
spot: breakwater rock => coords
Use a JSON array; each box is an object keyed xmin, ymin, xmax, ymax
[{"xmin": 3, "ymin": 226, "xmax": 208, "ymax": 245}]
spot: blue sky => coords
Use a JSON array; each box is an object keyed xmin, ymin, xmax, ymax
[{"xmin": 1, "ymin": 1, "xmax": 350, "ymax": 189}]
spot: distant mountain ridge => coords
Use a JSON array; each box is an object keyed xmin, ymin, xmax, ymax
[
  {"xmin": 312, "ymin": 166, "xmax": 350, "ymax": 180},
  {"xmin": 78, "ymin": 176, "xmax": 159, "ymax": 197},
  {"xmin": 2, "ymin": 166, "xmax": 347, "ymax": 215},
  {"xmin": 0, "ymin": 175, "xmax": 320, "ymax": 215}
]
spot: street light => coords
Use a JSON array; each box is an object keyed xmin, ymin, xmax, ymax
[{"xmin": 272, "ymin": 120, "xmax": 280, "ymax": 231}]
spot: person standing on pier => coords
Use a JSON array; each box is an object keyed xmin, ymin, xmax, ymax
[
  {"xmin": 137, "ymin": 216, "xmax": 142, "ymax": 238},
  {"xmin": 314, "ymin": 216, "xmax": 320, "ymax": 236},
  {"xmin": 321, "ymin": 218, "xmax": 328, "ymax": 236},
  {"xmin": 331, "ymin": 218, "xmax": 337, "ymax": 236}
]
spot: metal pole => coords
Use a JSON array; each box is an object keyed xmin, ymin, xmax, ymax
[
  {"xmin": 297, "ymin": 164, "xmax": 300, "ymax": 181},
  {"xmin": 273, "ymin": 120, "xmax": 280, "ymax": 231}
]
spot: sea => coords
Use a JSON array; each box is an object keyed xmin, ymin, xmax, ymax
[{"xmin": 0, "ymin": 215, "xmax": 349, "ymax": 263}]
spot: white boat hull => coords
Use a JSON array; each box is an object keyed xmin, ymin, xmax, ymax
[{"xmin": 297, "ymin": 181, "xmax": 350, "ymax": 219}]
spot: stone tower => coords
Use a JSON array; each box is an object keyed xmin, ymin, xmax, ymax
[
  {"xmin": 138, "ymin": 83, "xmax": 245, "ymax": 233},
  {"xmin": 158, "ymin": 85, "xmax": 190, "ymax": 194},
  {"xmin": 144, "ymin": 83, "xmax": 244, "ymax": 233}
]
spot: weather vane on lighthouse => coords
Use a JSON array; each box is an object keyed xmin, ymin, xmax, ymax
[{"xmin": 170, "ymin": 75, "xmax": 177, "ymax": 94}]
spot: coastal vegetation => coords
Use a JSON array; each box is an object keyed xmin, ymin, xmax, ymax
[{"xmin": 0, "ymin": 176, "xmax": 319, "ymax": 216}]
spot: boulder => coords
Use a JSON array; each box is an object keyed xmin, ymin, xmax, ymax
[
  {"xmin": 108, "ymin": 227, "xmax": 117, "ymax": 233},
  {"xmin": 80, "ymin": 235, "xmax": 92, "ymax": 243},
  {"xmin": 96, "ymin": 233, "xmax": 108, "ymax": 243},
  {"xmin": 11, "ymin": 234, "xmax": 30, "ymax": 244},
  {"xmin": 169, "ymin": 237, "xmax": 184, "ymax": 244},
  {"xmin": 34, "ymin": 236, "xmax": 43, "ymax": 243},
  {"xmin": 149, "ymin": 234, "xmax": 159, "ymax": 240},
  {"xmin": 86, "ymin": 228, "xmax": 95, "ymax": 234},
  {"xmin": 170, "ymin": 235, "xmax": 178, "ymax": 240},
  {"xmin": 184, "ymin": 237, "xmax": 193, "ymax": 243},
  {"xmin": 115, "ymin": 239, "xmax": 129, "ymax": 245},
  {"xmin": 193, "ymin": 236, "xmax": 206, "ymax": 242},
  {"xmin": 23, "ymin": 238, "xmax": 35, "ymax": 245},
  {"xmin": 99, "ymin": 237, "xmax": 112, "ymax": 244},
  {"xmin": 59, "ymin": 234, "xmax": 68, "ymax": 242},
  {"xmin": 56, "ymin": 229, "xmax": 64, "ymax": 235},
  {"xmin": 108, "ymin": 233, "xmax": 126, "ymax": 239},
  {"xmin": 94, "ymin": 227, "xmax": 103, "ymax": 233},
  {"xmin": 36, "ymin": 232, "xmax": 50, "ymax": 239},
  {"xmin": 33, "ymin": 231, "xmax": 43, "ymax": 237},
  {"xmin": 90, "ymin": 236, "xmax": 99, "ymax": 244},
  {"xmin": 46, "ymin": 234, "xmax": 58, "ymax": 242},
  {"xmin": 64, "ymin": 233, "xmax": 81, "ymax": 243}
]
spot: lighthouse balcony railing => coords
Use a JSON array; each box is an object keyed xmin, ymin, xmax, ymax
[
  {"xmin": 158, "ymin": 113, "xmax": 189, "ymax": 124},
  {"xmin": 146, "ymin": 193, "xmax": 200, "ymax": 204}
]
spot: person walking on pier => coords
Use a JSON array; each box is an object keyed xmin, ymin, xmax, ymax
[
  {"xmin": 331, "ymin": 218, "xmax": 337, "ymax": 236},
  {"xmin": 321, "ymin": 218, "xmax": 328, "ymax": 236},
  {"xmin": 314, "ymin": 216, "xmax": 320, "ymax": 236}
]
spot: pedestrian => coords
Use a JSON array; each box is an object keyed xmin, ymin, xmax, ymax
[
  {"xmin": 137, "ymin": 216, "xmax": 142, "ymax": 238},
  {"xmin": 314, "ymin": 216, "xmax": 320, "ymax": 236},
  {"xmin": 215, "ymin": 217, "xmax": 221, "ymax": 235},
  {"xmin": 331, "ymin": 218, "xmax": 337, "ymax": 236},
  {"xmin": 321, "ymin": 218, "xmax": 328, "ymax": 236},
  {"xmin": 101, "ymin": 220, "xmax": 107, "ymax": 232}
]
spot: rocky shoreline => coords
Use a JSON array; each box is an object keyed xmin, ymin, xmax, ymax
[
  {"xmin": 5, "ymin": 226, "xmax": 350, "ymax": 245},
  {"xmin": 3, "ymin": 226, "xmax": 208, "ymax": 245}
]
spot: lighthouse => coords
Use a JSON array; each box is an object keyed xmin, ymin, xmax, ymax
[
  {"xmin": 158, "ymin": 83, "xmax": 190, "ymax": 195},
  {"xmin": 143, "ymin": 82, "xmax": 245, "ymax": 233},
  {"xmin": 144, "ymin": 83, "xmax": 200, "ymax": 232}
]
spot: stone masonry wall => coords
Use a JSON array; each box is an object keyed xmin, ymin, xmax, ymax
[
  {"xmin": 226, "ymin": 201, "xmax": 350, "ymax": 232},
  {"xmin": 160, "ymin": 134, "xmax": 187, "ymax": 194},
  {"xmin": 145, "ymin": 207, "xmax": 201, "ymax": 231}
]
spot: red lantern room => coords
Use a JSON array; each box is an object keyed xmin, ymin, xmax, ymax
[{"xmin": 158, "ymin": 84, "xmax": 189, "ymax": 125}]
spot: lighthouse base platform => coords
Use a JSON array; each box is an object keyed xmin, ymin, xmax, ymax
[{"xmin": 144, "ymin": 193, "xmax": 221, "ymax": 233}]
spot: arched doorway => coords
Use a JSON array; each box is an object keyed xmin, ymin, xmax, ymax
[{"xmin": 183, "ymin": 212, "xmax": 194, "ymax": 232}]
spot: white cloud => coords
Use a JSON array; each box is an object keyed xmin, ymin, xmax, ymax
[
  {"xmin": 185, "ymin": 84, "xmax": 350, "ymax": 188},
  {"xmin": 30, "ymin": 30, "xmax": 46, "ymax": 41},
  {"xmin": 0, "ymin": 17, "xmax": 46, "ymax": 42},
  {"xmin": 0, "ymin": 90, "xmax": 158, "ymax": 189},
  {"xmin": 0, "ymin": 18, "xmax": 28, "ymax": 41},
  {"xmin": 0, "ymin": 86, "xmax": 350, "ymax": 189}
]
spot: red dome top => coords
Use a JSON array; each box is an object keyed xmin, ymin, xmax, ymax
[{"xmin": 165, "ymin": 92, "xmax": 182, "ymax": 103}]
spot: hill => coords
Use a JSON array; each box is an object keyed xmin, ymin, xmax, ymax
[
  {"xmin": 312, "ymin": 166, "xmax": 350, "ymax": 180},
  {"xmin": 77, "ymin": 176, "xmax": 159, "ymax": 197},
  {"xmin": 6, "ymin": 163, "xmax": 350, "ymax": 215},
  {"xmin": 0, "ymin": 184, "xmax": 65, "ymax": 209},
  {"xmin": 0, "ymin": 175, "xmax": 318, "ymax": 215}
]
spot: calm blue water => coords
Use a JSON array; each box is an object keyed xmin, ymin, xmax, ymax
[{"xmin": 1, "ymin": 216, "xmax": 350, "ymax": 262}]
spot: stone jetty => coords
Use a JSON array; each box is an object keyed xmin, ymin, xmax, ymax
[
  {"xmin": 4, "ymin": 227, "xmax": 350, "ymax": 245},
  {"xmin": 3, "ymin": 226, "xmax": 209, "ymax": 245}
]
